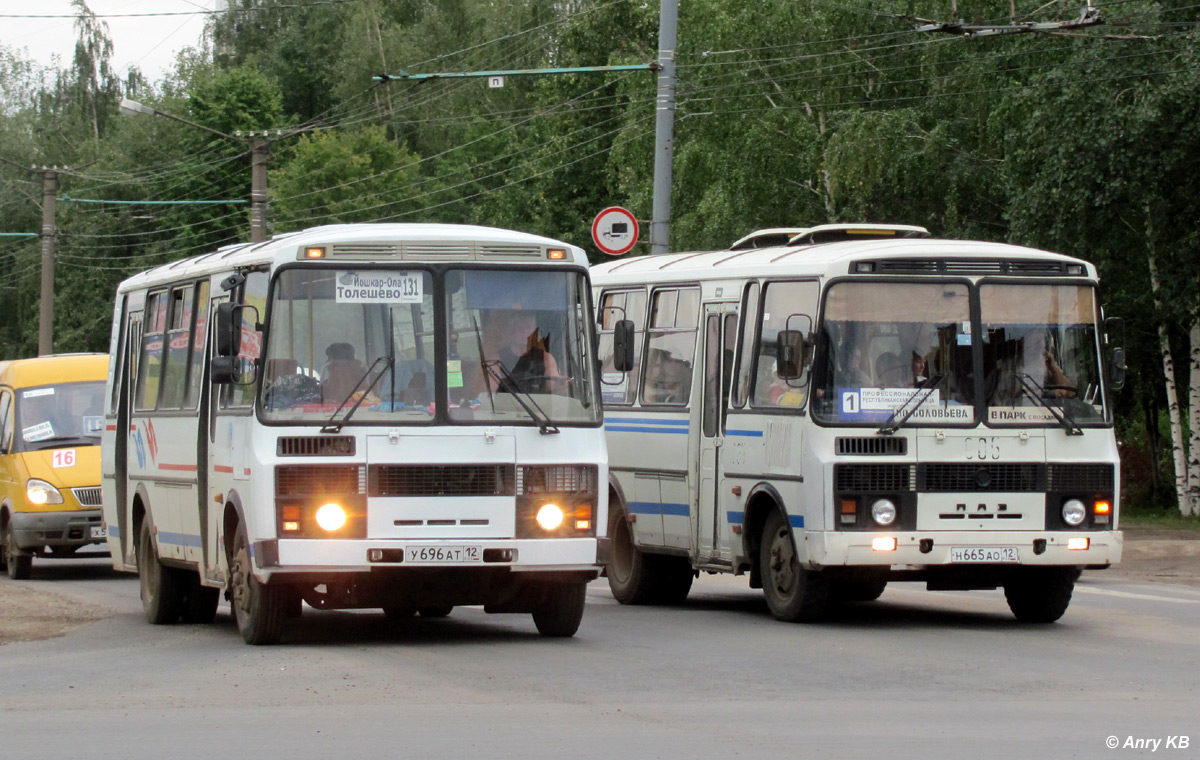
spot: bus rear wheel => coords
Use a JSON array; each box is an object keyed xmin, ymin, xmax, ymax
[
  {"xmin": 230, "ymin": 527, "xmax": 287, "ymax": 645},
  {"xmin": 138, "ymin": 519, "xmax": 184, "ymax": 623},
  {"xmin": 759, "ymin": 509, "xmax": 828, "ymax": 622},
  {"xmin": 1004, "ymin": 567, "xmax": 1075, "ymax": 623},
  {"xmin": 532, "ymin": 581, "xmax": 587, "ymax": 637}
]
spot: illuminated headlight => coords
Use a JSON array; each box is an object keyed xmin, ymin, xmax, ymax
[
  {"xmin": 536, "ymin": 504, "xmax": 564, "ymax": 531},
  {"xmin": 870, "ymin": 498, "xmax": 897, "ymax": 527},
  {"xmin": 315, "ymin": 503, "xmax": 347, "ymax": 532},
  {"xmin": 26, "ymin": 478, "xmax": 64, "ymax": 505},
  {"xmin": 1061, "ymin": 499, "xmax": 1087, "ymax": 527}
]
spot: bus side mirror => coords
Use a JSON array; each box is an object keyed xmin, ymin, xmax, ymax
[
  {"xmin": 613, "ymin": 319, "xmax": 636, "ymax": 373},
  {"xmin": 212, "ymin": 355, "xmax": 256, "ymax": 386},
  {"xmin": 776, "ymin": 330, "xmax": 805, "ymax": 379},
  {"xmin": 1108, "ymin": 347, "xmax": 1127, "ymax": 391},
  {"xmin": 216, "ymin": 303, "xmax": 241, "ymax": 357}
]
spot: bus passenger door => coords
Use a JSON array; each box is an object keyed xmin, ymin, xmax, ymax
[{"xmin": 696, "ymin": 306, "xmax": 738, "ymax": 563}]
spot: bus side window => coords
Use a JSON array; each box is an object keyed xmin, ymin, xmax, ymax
[
  {"xmin": 598, "ymin": 289, "xmax": 646, "ymax": 405},
  {"xmin": 751, "ymin": 281, "xmax": 818, "ymax": 408},
  {"xmin": 0, "ymin": 390, "xmax": 11, "ymax": 453},
  {"xmin": 641, "ymin": 287, "xmax": 699, "ymax": 406},
  {"xmin": 732, "ymin": 282, "xmax": 760, "ymax": 408},
  {"xmin": 135, "ymin": 291, "xmax": 169, "ymax": 410},
  {"xmin": 224, "ymin": 271, "xmax": 268, "ymax": 409}
]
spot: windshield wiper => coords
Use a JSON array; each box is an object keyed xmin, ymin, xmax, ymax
[
  {"xmin": 481, "ymin": 359, "xmax": 560, "ymax": 435},
  {"xmin": 877, "ymin": 373, "xmax": 947, "ymax": 436},
  {"xmin": 321, "ymin": 355, "xmax": 393, "ymax": 434},
  {"xmin": 28, "ymin": 434, "xmax": 98, "ymax": 449},
  {"xmin": 1016, "ymin": 373, "xmax": 1083, "ymax": 436}
]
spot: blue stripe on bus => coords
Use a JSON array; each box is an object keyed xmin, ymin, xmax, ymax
[
  {"xmin": 157, "ymin": 532, "xmax": 203, "ymax": 548},
  {"xmin": 607, "ymin": 425, "xmax": 689, "ymax": 434},
  {"xmin": 726, "ymin": 512, "xmax": 804, "ymax": 529},
  {"xmin": 628, "ymin": 501, "xmax": 690, "ymax": 517},
  {"xmin": 726, "ymin": 429, "xmax": 764, "ymax": 437},
  {"xmin": 606, "ymin": 417, "xmax": 690, "ymax": 426}
]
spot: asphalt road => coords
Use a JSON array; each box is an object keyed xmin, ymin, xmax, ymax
[{"xmin": 1, "ymin": 556, "xmax": 1197, "ymax": 760}]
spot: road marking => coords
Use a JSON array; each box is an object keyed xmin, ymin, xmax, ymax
[{"xmin": 1074, "ymin": 585, "xmax": 1200, "ymax": 604}]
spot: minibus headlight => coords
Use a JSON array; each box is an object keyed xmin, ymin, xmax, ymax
[
  {"xmin": 1062, "ymin": 499, "xmax": 1087, "ymax": 527},
  {"xmin": 26, "ymin": 478, "xmax": 64, "ymax": 505},
  {"xmin": 315, "ymin": 503, "xmax": 347, "ymax": 532},
  {"xmin": 870, "ymin": 498, "xmax": 897, "ymax": 527}
]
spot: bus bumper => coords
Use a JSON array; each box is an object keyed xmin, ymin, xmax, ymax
[
  {"xmin": 255, "ymin": 536, "xmax": 605, "ymax": 576},
  {"xmin": 804, "ymin": 529, "xmax": 1123, "ymax": 569}
]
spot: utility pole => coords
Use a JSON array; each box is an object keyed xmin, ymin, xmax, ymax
[
  {"xmin": 38, "ymin": 168, "xmax": 58, "ymax": 356},
  {"xmin": 249, "ymin": 137, "xmax": 269, "ymax": 243},
  {"xmin": 650, "ymin": 0, "xmax": 679, "ymax": 255}
]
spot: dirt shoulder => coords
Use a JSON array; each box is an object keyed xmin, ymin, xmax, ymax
[
  {"xmin": 1092, "ymin": 528, "xmax": 1200, "ymax": 588},
  {"xmin": 0, "ymin": 580, "xmax": 112, "ymax": 646}
]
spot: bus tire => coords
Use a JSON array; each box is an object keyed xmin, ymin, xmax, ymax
[
  {"xmin": 830, "ymin": 579, "xmax": 887, "ymax": 603},
  {"xmin": 230, "ymin": 527, "xmax": 287, "ymax": 645},
  {"xmin": 1003, "ymin": 567, "xmax": 1075, "ymax": 623},
  {"xmin": 180, "ymin": 575, "xmax": 220, "ymax": 624},
  {"xmin": 418, "ymin": 606, "xmax": 453, "ymax": 618},
  {"xmin": 759, "ymin": 509, "xmax": 828, "ymax": 622},
  {"xmin": 138, "ymin": 520, "xmax": 184, "ymax": 624},
  {"xmin": 648, "ymin": 555, "xmax": 694, "ymax": 605},
  {"xmin": 4, "ymin": 524, "xmax": 32, "ymax": 580},
  {"xmin": 532, "ymin": 581, "xmax": 587, "ymax": 638},
  {"xmin": 606, "ymin": 508, "xmax": 658, "ymax": 605}
]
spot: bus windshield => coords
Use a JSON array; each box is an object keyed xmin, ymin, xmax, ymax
[
  {"xmin": 812, "ymin": 281, "xmax": 975, "ymax": 425},
  {"xmin": 260, "ymin": 267, "xmax": 600, "ymax": 426},
  {"xmin": 980, "ymin": 283, "xmax": 1107, "ymax": 425}
]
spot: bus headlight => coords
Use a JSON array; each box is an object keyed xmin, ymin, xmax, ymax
[
  {"xmin": 536, "ymin": 504, "xmax": 564, "ymax": 531},
  {"xmin": 870, "ymin": 498, "xmax": 897, "ymax": 527},
  {"xmin": 26, "ymin": 478, "xmax": 64, "ymax": 505},
  {"xmin": 315, "ymin": 503, "xmax": 347, "ymax": 532},
  {"xmin": 1061, "ymin": 499, "xmax": 1087, "ymax": 527}
]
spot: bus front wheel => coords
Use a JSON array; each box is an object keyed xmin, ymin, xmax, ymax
[
  {"xmin": 138, "ymin": 519, "xmax": 184, "ymax": 623},
  {"xmin": 532, "ymin": 581, "xmax": 586, "ymax": 637},
  {"xmin": 1004, "ymin": 567, "xmax": 1075, "ymax": 623},
  {"xmin": 760, "ymin": 510, "xmax": 828, "ymax": 622},
  {"xmin": 230, "ymin": 528, "xmax": 287, "ymax": 645},
  {"xmin": 3, "ymin": 521, "xmax": 32, "ymax": 580}
]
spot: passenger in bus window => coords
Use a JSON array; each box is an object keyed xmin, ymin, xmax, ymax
[
  {"xmin": 481, "ymin": 309, "xmax": 561, "ymax": 393},
  {"xmin": 322, "ymin": 342, "xmax": 367, "ymax": 402}
]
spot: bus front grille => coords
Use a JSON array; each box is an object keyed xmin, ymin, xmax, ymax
[
  {"xmin": 369, "ymin": 465, "xmax": 516, "ymax": 497},
  {"xmin": 918, "ymin": 463, "xmax": 1044, "ymax": 492},
  {"xmin": 276, "ymin": 465, "xmax": 365, "ymax": 496}
]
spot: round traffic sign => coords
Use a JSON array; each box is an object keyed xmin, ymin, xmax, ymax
[{"xmin": 591, "ymin": 207, "xmax": 639, "ymax": 256}]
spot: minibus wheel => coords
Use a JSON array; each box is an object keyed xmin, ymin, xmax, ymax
[
  {"xmin": 1003, "ymin": 567, "xmax": 1075, "ymax": 623},
  {"xmin": 138, "ymin": 520, "xmax": 184, "ymax": 623},
  {"xmin": 759, "ymin": 510, "xmax": 828, "ymax": 622},
  {"xmin": 229, "ymin": 527, "xmax": 288, "ymax": 645},
  {"xmin": 3, "ymin": 523, "xmax": 32, "ymax": 580},
  {"xmin": 532, "ymin": 581, "xmax": 586, "ymax": 637}
]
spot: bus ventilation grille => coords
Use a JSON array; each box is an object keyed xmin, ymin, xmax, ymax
[
  {"xmin": 834, "ymin": 464, "xmax": 915, "ymax": 493},
  {"xmin": 276, "ymin": 465, "xmax": 365, "ymax": 496},
  {"xmin": 836, "ymin": 437, "xmax": 907, "ymax": 456},
  {"xmin": 277, "ymin": 436, "xmax": 356, "ymax": 457},
  {"xmin": 369, "ymin": 465, "xmax": 516, "ymax": 497},
  {"xmin": 1047, "ymin": 463, "xmax": 1114, "ymax": 492},
  {"xmin": 873, "ymin": 259, "xmax": 1070, "ymax": 276},
  {"xmin": 918, "ymin": 463, "xmax": 1044, "ymax": 492}
]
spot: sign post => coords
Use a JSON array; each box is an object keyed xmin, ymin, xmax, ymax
[{"xmin": 591, "ymin": 207, "xmax": 639, "ymax": 256}]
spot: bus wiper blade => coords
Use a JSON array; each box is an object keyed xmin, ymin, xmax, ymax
[
  {"xmin": 481, "ymin": 359, "xmax": 560, "ymax": 435},
  {"xmin": 1016, "ymin": 374, "xmax": 1083, "ymax": 436},
  {"xmin": 877, "ymin": 373, "xmax": 946, "ymax": 436},
  {"xmin": 321, "ymin": 355, "xmax": 393, "ymax": 434}
]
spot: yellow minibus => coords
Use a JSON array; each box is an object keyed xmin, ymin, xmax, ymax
[{"xmin": 0, "ymin": 353, "xmax": 108, "ymax": 579}]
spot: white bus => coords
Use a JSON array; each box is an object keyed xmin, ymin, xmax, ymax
[
  {"xmin": 101, "ymin": 224, "xmax": 608, "ymax": 644},
  {"xmin": 592, "ymin": 232, "xmax": 1124, "ymax": 623}
]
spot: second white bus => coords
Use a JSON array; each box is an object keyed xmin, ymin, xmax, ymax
[{"xmin": 592, "ymin": 232, "xmax": 1123, "ymax": 622}]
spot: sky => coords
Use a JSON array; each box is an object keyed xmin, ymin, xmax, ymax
[{"xmin": 0, "ymin": 0, "xmax": 220, "ymax": 84}]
